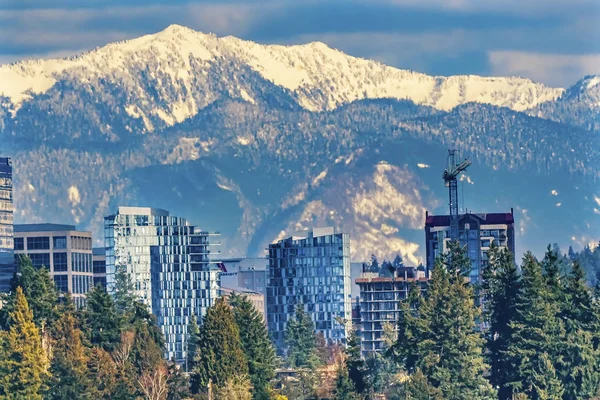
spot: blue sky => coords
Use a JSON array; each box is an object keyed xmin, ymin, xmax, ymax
[{"xmin": 1, "ymin": 0, "xmax": 599, "ymax": 87}]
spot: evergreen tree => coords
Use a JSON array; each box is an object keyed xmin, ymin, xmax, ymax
[
  {"xmin": 393, "ymin": 254, "xmax": 405, "ymax": 269},
  {"xmin": 368, "ymin": 254, "xmax": 379, "ymax": 273},
  {"xmin": 345, "ymin": 329, "xmax": 366, "ymax": 394},
  {"xmin": 47, "ymin": 312, "xmax": 91, "ymax": 400},
  {"xmin": 1, "ymin": 256, "xmax": 59, "ymax": 330},
  {"xmin": 558, "ymin": 261, "xmax": 600, "ymax": 399},
  {"xmin": 83, "ymin": 284, "xmax": 121, "ymax": 351},
  {"xmin": 0, "ymin": 286, "xmax": 49, "ymax": 399},
  {"xmin": 334, "ymin": 363, "xmax": 356, "ymax": 400},
  {"xmin": 284, "ymin": 304, "xmax": 319, "ymax": 369},
  {"xmin": 482, "ymin": 242, "xmax": 521, "ymax": 399},
  {"xmin": 531, "ymin": 353, "xmax": 564, "ymax": 400},
  {"xmin": 191, "ymin": 297, "xmax": 248, "ymax": 393},
  {"xmin": 186, "ymin": 314, "xmax": 200, "ymax": 373},
  {"xmin": 113, "ymin": 264, "xmax": 136, "ymax": 318},
  {"xmin": 167, "ymin": 361, "xmax": 191, "ymax": 400},
  {"xmin": 87, "ymin": 347, "xmax": 118, "ymax": 399},
  {"xmin": 391, "ymin": 242, "xmax": 496, "ymax": 399},
  {"xmin": 404, "ymin": 369, "xmax": 443, "ymax": 400},
  {"xmin": 230, "ymin": 293, "xmax": 277, "ymax": 400},
  {"xmin": 505, "ymin": 252, "xmax": 564, "ymax": 399}
]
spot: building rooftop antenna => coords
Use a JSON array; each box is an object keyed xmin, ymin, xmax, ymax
[{"xmin": 442, "ymin": 149, "xmax": 471, "ymax": 242}]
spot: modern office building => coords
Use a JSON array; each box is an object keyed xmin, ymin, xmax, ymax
[
  {"xmin": 267, "ymin": 227, "xmax": 352, "ymax": 354},
  {"xmin": 0, "ymin": 158, "xmax": 14, "ymax": 292},
  {"xmin": 92, "ymin": 247, "xmax": 107, "ymax": 288},
  {"xmin": 356, "ymin": 266, "xmax": 427, "ymax": 357},
  {"xmin": 13, "ymin": 224, "xmax": 93, "ymax": 308},
  {"xmin": 424, "ymin": 210, "xmax": 515, "ymax": 284},
  {"xmin": 104, "ymin": 206, "xmax": 221, "ymax": 363}
]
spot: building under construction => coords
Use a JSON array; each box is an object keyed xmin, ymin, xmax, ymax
[{"xmin": 424, "ymin": 150, "xmax": 516, "ymax": 283}]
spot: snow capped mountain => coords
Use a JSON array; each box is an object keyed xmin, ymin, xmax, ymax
[
  {"xmin": 1, "ymin": 24, "xmax": 598, "ymax": 262},
  {"xmin": 1, "ymin": 24, "xmax": 563, "ymax": 129}
]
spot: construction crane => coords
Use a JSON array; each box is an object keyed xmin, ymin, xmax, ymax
[{"xmin": 443, "ymin": 149, "xmax": 471, "ymax": 242}]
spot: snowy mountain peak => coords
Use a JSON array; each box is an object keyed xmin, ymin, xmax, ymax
[{"xmin": 0, "ymin": 24, "xmax": 565, "ymax": 126}]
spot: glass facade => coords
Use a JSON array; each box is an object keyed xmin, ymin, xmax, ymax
[
  {"xmin": 267, "ymin": 227, "xmax": 352, "ymax": 354},
  {"xmin": 104, "ymin": 207, "xmax": 220, "ymax": 364},
  {"xmin": 0, "ymin": 157, "xmax": 14, "ymax": 292}
]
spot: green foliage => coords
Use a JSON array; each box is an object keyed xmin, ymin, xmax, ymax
[
  {"xmin": 0, "ymin": 287, "xmax": 49, "ymax": 399},
  {"xmin": 230, "ymin": 293, "xmax": 277, "ymax": 400},
  {"xmin": 186, "ymin": 314, "xmax": 200, "ymax": 373},
  {"xmin": 345, "ymin": 329, "xmax": 366, "ymax": 394},
  {"xmin": 334, "ymin": 363, "xmax": 356, "ymax": 400},
  {"xmin": 1, "ymin": 256, "xmax": 59, "ymax": 330},
  {"xmin": 113, "ymin": 264, "xmax": 136, "ymax": 318},
  {"xmin": 83, "ymin": 284, "xmax": 121, "ymax": 351},
  {"xmin": 47, "ymin": 312, "xmax": 91, "ymax": 400},
  {"xmin": 191, "ymin": 297, "xmax": 249, "ymax": 393},
  {"xmin": 284, "ymin": 304, "xmax": 318, "ymax": 369},
  {"xmin": 86, "ymin": 347, "xmax": 118, "ymax": 399},
  {"xmin": 215, "ymin": 374, "xmax": 253, "ymax": 400},
  {"xmin": 391, "ymin": 242, "xmax": 496, "ymax": 399},
  {"xmin": 505, "ymin": 252, "xmax": 565, "ymax": 399},
  {"xmin": 167, "ymin": 361, "xmax": 190, "ymax": 400},
  {"xmin": 482, "ymin": 242, "xmax": 521, "ymax": 399}
]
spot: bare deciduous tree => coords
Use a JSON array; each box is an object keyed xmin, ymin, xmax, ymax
[{"xmin": 138, "ymin": 363, "xmax": 169, "ymax": 400}]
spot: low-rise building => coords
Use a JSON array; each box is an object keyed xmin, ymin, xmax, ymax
[{"xmin": 14, "ymin": 223, "xmax": 93, "ymax": 308}]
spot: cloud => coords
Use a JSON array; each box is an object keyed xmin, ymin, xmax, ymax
[
  {"xmin": 551, "ymin": 189, "xmax": 559, "ymax": 196},
  {"xmin": 489, "ymin": 51, "xmax": 600, "ymax": 87}
]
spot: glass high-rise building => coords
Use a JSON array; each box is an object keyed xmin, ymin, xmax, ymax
[
  {"xmin": 267, "ymin": 227, "xmax": 352, "ymax": 354},
  {"xmin": 0, "ymin": 158, "xmax": 14, "ymax": 292},
  {"xmin": 104, "ymin": 206, "xmax": 220, "ymax": 363}
]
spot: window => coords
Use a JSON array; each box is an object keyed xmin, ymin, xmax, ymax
[
  {"xmin": 27, "ymin": 236, "xmax": 50, "ymax": 250},
  {"xmin": 53, "ymin": 236, "xmax": 67, "ymax": 249},
  {"xmin": 14, "ymin": 237, "xmax": 23, "ymax": 250},
  {"xmin": 53, "ymin": 252, "xmax": 68, "ymax": 272},
  {"xmin": 28, "ymin": 253, "xmax": 50, "ymax": 269},
  {"xmin": 53, "ymin": 275, "xmax": 68, "ymax": 292},
  {"xmin": 93, "ymin": 260, "xmax": 106, "ymax": 274}
]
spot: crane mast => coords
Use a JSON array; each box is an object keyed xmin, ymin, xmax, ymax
[{"xmin": 442, "ymin": 149, "xmax": 471, "ymax": 242}]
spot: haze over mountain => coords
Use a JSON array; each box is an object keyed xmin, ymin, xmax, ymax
[{"xmin": 0, "ymin": 24, "xmax": 598, "ymax": 263}]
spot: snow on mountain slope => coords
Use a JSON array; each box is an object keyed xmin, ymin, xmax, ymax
[{"xmin": 0, "ymin": 24, "xmax": 563, "ymax": 125}]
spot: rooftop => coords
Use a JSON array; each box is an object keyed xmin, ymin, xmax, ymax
[
  {"xmin": 114, "ymin": 206, "xmax": 169, "ymax": 216},
  {"xmin": 14, "ymin": 223, "xmax": 80, "ymax": 233},
  {"xmin": 425, "ymin": 211, "xmax": 514, "ymax": 227}
]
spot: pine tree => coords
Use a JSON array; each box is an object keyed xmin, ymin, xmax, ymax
[
  {"xmin": 113, "ymin": 264, "xmax": 136, "ymax": 319},
  {"xmin": 482, "ymin": 242, "xmax": 521, "ymax": 399},
  {"xmin": 47, "ymin": 312, "xmax": 91, "ymax": 400},
  {"xmin": 334, "ymin": 363, "xmax": 356, "ymax": 400},
  {"xmin": 284, "ymin": 304, "xmax": 318, "ymax": 369},
  {"xmin": 505, "ymin": 252, "xmax": 564, "ymax": 399},
  {"xmin": 392, "ymin": 242, "xmax": 496, "ymax": 399},
  {"xmin": 345, "ymin": 329, "xmax": 366, "ymax": 394},
  {"xmin": 230, "ymin": 293, "xmax": 277, "ymax": 400},
  {"xmin": 84, "ymin": 284, "xmax": 121, "ymax": 351},
  {"xmin": 87, "ymin": 347, "xmax": 118, "ymax": 399},
  {"xmin": 0, "ymin": 286, "xmax": 49, "ymax": 399},
  {"xmin": 186, "ymin": 314, "xmax": 200, "ymax": 373},
  {"xmin": 558, "ymin": 261, "xmax": 600, "ymax": 399},
  {"xmin": 1, "ymin": 256, "xmax": 59, "ymax": 330},
  {"xmin": 191, "ymin": 297, "xmax": 248, "ymax": 393}
]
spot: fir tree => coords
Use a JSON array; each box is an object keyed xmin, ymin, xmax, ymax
[
  {"xmin": 482, "ymin": 242, "xmax": 521, "ymax": 399},
  {"xmin": 404, "ymin": 369, "xmax": 443, "ymax": 400},
  {"xmin": 1, "ymin": 256, "xmax": 59, "ymax": 330},
  {"xmin": 167, "ymin": 361, "xmax": 191, "ymax": 400},
  {"xmin": 392, "ymin": 242, "xmax": 496, "ymax": 399},
  {"xmin": 83, "ymin": 284, "xmax": 121, "ymax": 351},
  {"xmin": 191, "ymin": 297, "xmax": 248, "ymax": 393},
  {"xmin": 87, "ymin": 347, "xmax": 118, "ymax": 399},
  {"xmin": 345, "ymin": 329, "xmax": 366, "ymax": 394},
  {"xmin": 186, "ymin": 314, "xmax": 200, "ymax": 373},
  {"xmin": 230, "ymin": 293, "xmax": 277, "ymax": 400},
  {"xmin": 505, "ymin": 252, "xmax": 564, "ymax": 399},
  {"xmin": 47, "ymin": 312, "xmax": 91, "ymax": 400},
  {"xmin": 113, "ymin": 264, "xmax": 136, "ymax": 319},
  {"xmin": 334, "ymin": 363, "xmax": 356, "ymax": 400},
  {"xmin": 284, "ymin": 304, "xmax": 318, "ymax": 369},
  {"xmin": 558, "ymin": 261, "xmax": 600, "ymax": 399},
  {"xmin": 0, "ymin": 286, "xmax": 49, "ymax": 399}
]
